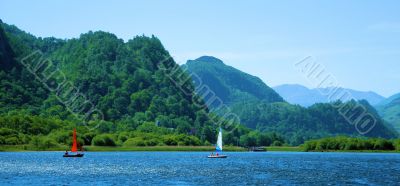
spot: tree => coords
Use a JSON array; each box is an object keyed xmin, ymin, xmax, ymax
[{"xmin": 92, "ymin": 134, "xmax": 116, "ymax": 146}]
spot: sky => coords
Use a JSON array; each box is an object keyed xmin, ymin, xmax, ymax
[{"xmin": 1, "ymin": 0, "xmax": 399, "ymax": 97}]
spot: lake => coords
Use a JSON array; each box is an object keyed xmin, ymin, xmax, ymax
[{"xmin": 0, "ymin": 152, "xmax": 399, "ymax": 185}]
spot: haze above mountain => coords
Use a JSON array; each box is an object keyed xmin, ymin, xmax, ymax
[{"xmin": 273, "ymin": 84, "xmax": 386, "ymax": 107}]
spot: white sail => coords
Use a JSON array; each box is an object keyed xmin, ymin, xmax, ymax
[{"xmin": 216, "ymin": 128, "xmax": 223, "ymax": 151}]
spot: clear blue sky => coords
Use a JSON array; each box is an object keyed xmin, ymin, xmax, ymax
[{"xmin": 1, "ymin": 0, "xmax": 399, "ymax": 97}]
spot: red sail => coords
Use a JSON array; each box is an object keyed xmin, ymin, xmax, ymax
[{"xmin": 71, "ymin": 128, "xmax": 78, "ymax": 152}]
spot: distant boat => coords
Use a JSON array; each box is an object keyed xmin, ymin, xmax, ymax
[
  {"xmin": 208, "ymin": 128, "xmax": 227, "ymax": 158},
  {"xmin": 249, "ymin": 146, "xmax": 267, "ymax": 152},
  {"xmin": 63, "ymin": 129, "xmax": 84, "ymax": 158}
]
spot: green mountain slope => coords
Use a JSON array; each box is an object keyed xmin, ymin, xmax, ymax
[
  {"xmin": 2, "ymin": 22, "xmax": 202, "ymax": 124},
  {"xmin": 0, "ymin": 21, "xmax": 288, "ymax": 148},
  {"xmin": 186, "ymin": 56, "xmax": 398, "ymax": 145},
  {"xmin": 230, "ymin": 98, "xmax": 397, "ymax": 145},
  {"xmin": 185, "ymin": 56, "xmax": 284, "ymax": 106},
  {"xmin": 376, "ymin": 93, "xmax": 400, "ymax": 133},
  {"xmin": 0, "ymin": 22, "xmax": 209, "ymax": 146},
  {"xmin": 0, "ymin": 21, "xmax": 50, "ymax": 112},
  {"xmin": 0, "ymin": 21, "xmax": 397, "ymax": 148}
]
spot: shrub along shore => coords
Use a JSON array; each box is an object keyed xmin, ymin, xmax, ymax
[
  {"xmin": 0, "ymin": 145, "xmax": 305, "ymax": 152},
  {"xmin": 1, "ymin": 138, "xmax": 399, "ymax": 153},
  {"xmin": 0, "ymin": 145, "xmax": 301, "ymax": 152},
  {"xmin": 303, "ymin": 136, "xmax": 400, "ymax": 152},
  {"xmin": 0, "ymin": 145, "xmax": 246, "ymax": 152}
]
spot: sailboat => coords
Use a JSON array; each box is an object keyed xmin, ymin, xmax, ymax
[
  {"xmin": 207, "ymin": 128, "xmax": 228, "ymax": 158},
  {"xmin": 63, "ymin": 128, "xmax": 84, "ymax": 158}
]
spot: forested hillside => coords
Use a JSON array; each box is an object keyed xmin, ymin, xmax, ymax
[
  {"xmin": 186, "ymin": 57, "xmax": 398, "ymax": 145},
  {"xmin": 376, "ymin": 93, "xmax": 400, "ymax": 133},
  {"xmin": 185, "ymin": 56, "xmax": 284, "ymax": 106},
  {"xmin": 231, "ymin": 100, "xmax": 397, "ymax": 145},
  {"xmin": 0, "ymin": 21, "xmax": 287, "ymax": 149},
  {"xmin": 0, "ymin": 20, "xmax": 397, "ymax": 148}
]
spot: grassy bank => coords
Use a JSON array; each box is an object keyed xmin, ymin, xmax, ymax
[
  {"xmin": 2, "ymin": 145, "xmax": 397, "ymax": 153},
  {"xmin": 0, "ymin": 145, "xmax": 245, "ymax": 152},
  {"xmin": 303, "ymin": 136, "xmax": 400, "ymax": 153},
  {"xmin": 0, "ymin": 145, "xmax": 68, "ymax": 152},
  {"xmin": 265, "ymin": 146, "xmax": 303, "ymax": 152},
  {"xmin": 305, "ymin": 149, "xmax": 400, "ymax": 153},
  {"xmin": 85, "ymin": 146, "xmax": 246, "ymax": 152},
  {"xmin": 0, "ymin": 145, "xmax": 302, "ymax": 152},
  {"xmin": 264, "ymin": 146, "xmax": 399, "ymax": 153},
  {"xmin": 0, "ymin": 145, "xmax": 298, "ymax": 152}
]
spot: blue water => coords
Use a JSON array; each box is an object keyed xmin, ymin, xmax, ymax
[{"xmin": 0, "ymin": 152, "xmax": 399, "ymax": 185}]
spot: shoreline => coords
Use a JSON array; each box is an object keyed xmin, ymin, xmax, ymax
[
  {"xmin": 0, "ymin": 145, "xmax": 246, "ymax": 152},
  {"xmin": 0, "ymin": 145, "xmax": 301, "ymax": 152},
  {"xmin": 1, "ymin": 145, "xmax": 398, "ymax": 153}
]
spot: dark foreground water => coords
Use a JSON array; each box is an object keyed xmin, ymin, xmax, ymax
[{"xmin": 0, "ymin": 152, "xmax": 399, "ymax": 185}]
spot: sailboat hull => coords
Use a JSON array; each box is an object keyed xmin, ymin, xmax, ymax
[
  {"xmin": 207, "ymin": 155, "xmax": 228, "ymax": 158},
  {"xmin": 63, "ymin": 153, "xmax": 84, "ymax": 158}
]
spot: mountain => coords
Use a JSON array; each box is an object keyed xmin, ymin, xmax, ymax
[
  {"xmin": 273, "ymin": 84, "xmax": 326, "ymax": 107},
  {"xmin": 376, "ymin": 93, "xmax": 400, "ymax": 133},
  {"xmin": 274, "ymin": 84, "xmax": 386, "ymax": 107},
  {"xmin": 0, "ymin": 22, "xmax": 52, "ymax": 112},
  {"xmin": 1, "ymin": 21, "xmax": 269, "ymax": 148},
  {"xmin": 0, "ymin": 21, "xmax": 397, "ymax": 148},
  {"xmin": 186, "ymin": 57, "xmax": 398, "ymax": 145},
  {"xmin": 0, "ymin": 21, "xmax": 294, "ymax": 149},
  {"xmin": 185, "ymin": 56, "xmax": 284, "ymax": 108},
  {"xmin": 377, "ymin": 93, "xmax": 400, "ymax": 106}
]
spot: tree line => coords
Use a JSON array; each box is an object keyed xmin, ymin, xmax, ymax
[{"xmin": 303, "ymin": 136, "xmax": 400, "ymax": 151}]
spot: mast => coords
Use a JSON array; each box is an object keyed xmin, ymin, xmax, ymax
[{"xmin": 71, "ymin": 128, "xmax": 78, "ymax": 152}]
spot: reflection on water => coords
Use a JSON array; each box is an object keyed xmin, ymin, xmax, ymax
[{"xmin": 0, "ymin": 152, "xmax": 399, "ymax": 185}]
